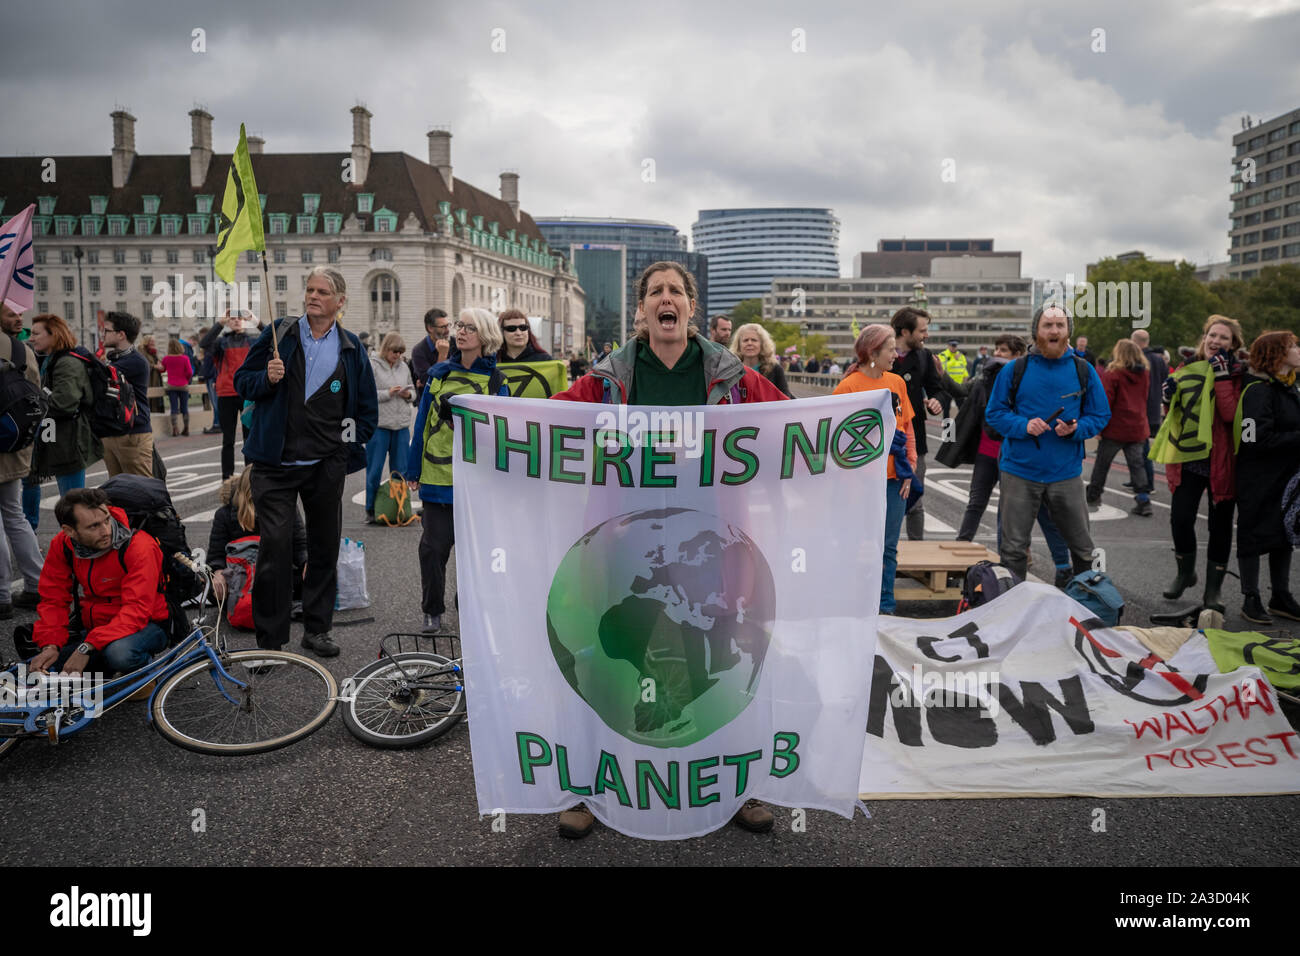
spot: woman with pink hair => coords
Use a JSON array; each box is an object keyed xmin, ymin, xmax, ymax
[{"xmin": 833, "ymin": 323, "xmax": 916, "ymax": 614}]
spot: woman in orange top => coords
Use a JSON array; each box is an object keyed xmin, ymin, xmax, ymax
[{"xmin": 834, "ymin": 324, "xmax": 916, "ymax": 614}]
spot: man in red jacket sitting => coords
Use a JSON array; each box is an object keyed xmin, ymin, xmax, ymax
[
  {"xmin": 551, "ymin": 260, "xmax": 787, "ymax": 840},
  {"xmin": 27, "ymin": 488, "xmax": 169, "ymax": 676}
]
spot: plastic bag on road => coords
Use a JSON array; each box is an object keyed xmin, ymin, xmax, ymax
[{"xmin": 335, "ymin": 537, "xmax": 370, "ymax": 610}]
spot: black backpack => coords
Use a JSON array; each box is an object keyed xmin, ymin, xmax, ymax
[
  {"xmin": 985, "ymin": 353, "xmax": 1091, "ymax": 442},
  {"xmin": 958, "ymin": 560, "xmax": 1022, "ymax": 612},
  {"xmin": 100, "ymin": 474, "xmax": 200, "ymax": 645},
  {"xmin": 61, "ymin": 347, "xmax": 138, "ymax": 438},
  {"xmin": 1006, "ymin": 353, "xmax": 1090, "ymax": 413},
  {"xmin": 0, "ymin": 335, "xmax": 49, "ymax": 453}
]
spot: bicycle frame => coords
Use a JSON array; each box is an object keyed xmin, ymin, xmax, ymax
[
  {"xmin": 0, "ymin": 555, "xmax": 248, "ymax": 745},
  {"xmin": 376, "ymin": 632, "xmax": 463, "ymax": 684}
]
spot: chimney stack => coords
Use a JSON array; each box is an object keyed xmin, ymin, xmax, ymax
[
  {"xmin": 427, "ymin": 128, "xmax": 453, "ymax": 191},
  {"xmin": 500, "ymin": 171, "xmax": 519, "ymax": 221},
  {"xmin": 111, "ymin": 109, "xmax": 137, "ymax": 189},
  {"xmin": 350, "ymin": 104, "xmax": 372, "ymax": 186},
  {"xmin": 189, "ymin": 108, "xmax": 213, "ymax": 188},
  {"xmin": 246, "ymin": 135, "xmax": 265, "ymax": 154}
]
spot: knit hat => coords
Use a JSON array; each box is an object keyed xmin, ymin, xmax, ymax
[{"xmin": 1030, "ymin": 305, "xmax": 1073, "ymax": 342}]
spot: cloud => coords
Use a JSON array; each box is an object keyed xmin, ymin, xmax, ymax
[{"xmin": 2, "ymin": 0, "xmax": 1288, "ymax": 283}]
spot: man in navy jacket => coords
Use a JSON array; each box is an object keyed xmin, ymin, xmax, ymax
[
  {"xmin": 985, "ymin": 306, "xmax": 1110, "ymax": 580},
  {"xmin": 234, "ymin": 267, "xmax": 378, "ymax": 655}
]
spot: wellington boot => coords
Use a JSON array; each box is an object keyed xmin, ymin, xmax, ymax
[
  {"xmin": 1201, "ymin": 562, "xmax": 1229, "ymax": 613},
  {"xmin": 1162, "ymin": 551, "xmax": 1199, "ymax": 600},
  {"xmin": 181, "ymin": 413, "xmax": 190, "ymax": 436},
  {"xmin": 170, "ymin": 414, "xmax": 182, "ymax": 437}
]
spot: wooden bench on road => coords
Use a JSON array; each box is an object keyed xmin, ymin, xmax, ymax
[{"xmin": 894, "ymin": 541, "xmax": 999, "ymax": 602}]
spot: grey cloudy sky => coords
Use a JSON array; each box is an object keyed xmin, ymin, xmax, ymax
[{"xmin": 4, "ymin": 0, "xmax": 1298, "ymax": 281}]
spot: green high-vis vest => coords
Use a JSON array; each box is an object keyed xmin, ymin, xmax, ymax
[{"xmin": 419, "ymin": 368, "xmax": 502, "ymax": 487}]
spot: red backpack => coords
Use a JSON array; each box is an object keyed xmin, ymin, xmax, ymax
[{"xmin": 224, "ymin": 536, "xmax": 259, "ymax": 630}]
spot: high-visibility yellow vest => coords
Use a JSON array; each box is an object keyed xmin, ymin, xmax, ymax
[
  {"xmin": 418, "ymin": 368, "xmax": 502, "ymax": 487},
  {"xmin": 941, "ymin": 348, "xmax": 968, "ymax": 383}
]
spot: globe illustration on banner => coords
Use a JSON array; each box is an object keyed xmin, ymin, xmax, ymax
[{"xmin": 546, "ymin": 508, "xmax": 776, "ymax": 748}]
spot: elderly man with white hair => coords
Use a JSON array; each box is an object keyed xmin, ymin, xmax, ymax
[{"xmin": 234, "ymin": 266, "xmax": 378, "ymax": 657}]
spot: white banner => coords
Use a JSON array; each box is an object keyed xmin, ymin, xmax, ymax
[
  {"xmin": 452, "ymin": 392, "xmax": 892, "ymax": 839},
  {"xmin": 862, "ymin": 583, "xmax": 1300, "ymax": 797}
]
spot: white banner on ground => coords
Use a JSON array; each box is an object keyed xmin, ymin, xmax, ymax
[
  {"xmin": 452, "ymin": 391, "xmax": 891, "ymax": 839},
  {"xmin": 862, "ymin": 583, "xmax": 1300, "ymax": 797}
]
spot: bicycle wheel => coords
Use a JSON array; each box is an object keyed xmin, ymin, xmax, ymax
[
  {"xmin": 341, "ymin": 652, "xmax": 466, "ymax": 748},
  {"xmin": 151, "ymin": 650, "xmax": 338, "ymax": 755}
]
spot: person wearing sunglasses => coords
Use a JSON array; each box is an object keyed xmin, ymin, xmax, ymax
[
  {"xmin": 365, "ymin": 332, "xmax": 416, "ymax": 524},
  {"xmin": 404, "ymin": 308, "xmax": 510, "ymax": 633},
  {"xmin": 497, "ymin": 310, "xmax": 552, "ymax": 364}
]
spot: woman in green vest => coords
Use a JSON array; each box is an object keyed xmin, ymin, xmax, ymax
[
  {"xmin": 403, "ymin": 308, "xmax": 509, "ymax": 634},
  {"xmin": 1153, "ymin": 315, "xmax": 1244, "ymax": 612}
]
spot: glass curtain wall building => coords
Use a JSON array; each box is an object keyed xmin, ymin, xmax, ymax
[
  {"xmin": 692, "ymin": 208, "xmax": 840, "ymax": 314},
  {"xmin": 536, "ymin": 217, "xmax": 708, "ymax": 347}
]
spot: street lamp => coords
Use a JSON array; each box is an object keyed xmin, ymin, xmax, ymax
[
  {"xmin": 911, "ymin": 279, "xmax": 927, "ymax": 311},
  {"xmin": 74, "ymin": 245, "xmax": 85, "ymax": 345}
]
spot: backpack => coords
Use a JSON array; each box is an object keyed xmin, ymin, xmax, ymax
[
  {"xmin": 957, "ymin": 560, "xmax": 1022, "ymax": 613},
  {"xmin": 0, "ymin": 335, "xmax": 49, "ymax": 453},
  {"xmin": 1283, "ymin": 470, "xmax": 1300, "ymax": 548},
  {"xmin": 223, "ymin": 536, "xmax": 259, "ymax": 630},
  {"xmin": 100, "ymin": 473, "xmax": 201, "ymax": 644},
  {"xmin": 374, "ymin": 471, "xmax": 418, "ymax": 526},
  {"xmin": 61, "ymin": 347, "xmax": 138, "ymax": 437},
  {"xmin": 997, "ymin": 353, "xmax": 1092, "ymax": 429},
  {"xmin": 1064, "ymin": 570, "xmax": 1125, "ymax": 627}
]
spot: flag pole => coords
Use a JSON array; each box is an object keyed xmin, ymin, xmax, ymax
[{"xmin": 259, "ymin": 251, "xmax": 279, "ymax": 361}]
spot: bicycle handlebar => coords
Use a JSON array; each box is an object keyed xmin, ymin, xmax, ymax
[{"xmin": 172, "ymin": 552, "xmax": 206, "ymax": 575}]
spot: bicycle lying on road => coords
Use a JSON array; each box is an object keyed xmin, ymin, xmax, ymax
[
  {"xmin": 0, "ymin": 553, "xmax": 338, "ymax": 759},
  {"xmin": 340, "ymin": 632, "xmax": 465, "ymax": 748}
]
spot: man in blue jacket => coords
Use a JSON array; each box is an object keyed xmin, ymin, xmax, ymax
[
  {"xmin": 234, "ymin": 267, "xmax": 378, "ymax": 656},
  {"xmin": 984, "ymin": 306, "xmax": 1110, "ymax": 580}
]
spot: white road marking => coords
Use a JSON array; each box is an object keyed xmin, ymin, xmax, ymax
[{"xmin": 925, "ymin": 466, "xmax": 1189, "ymax": 522}]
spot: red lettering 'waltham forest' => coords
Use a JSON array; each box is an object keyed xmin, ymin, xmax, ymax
[
  {"xmin": 1123, "ymin": 678, "xmax": 1275, "ymax": 741},
  {"xmin": 1142, "ymin": 732, "xmax": 1300, "ymax": 771}
]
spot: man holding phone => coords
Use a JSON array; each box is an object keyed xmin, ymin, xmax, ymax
[{"xmin": 984, "ymin": 306, "xmax": 1110, "ymax": 580}]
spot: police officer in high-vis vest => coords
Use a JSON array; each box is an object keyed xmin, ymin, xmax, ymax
[
  {"xmin": 404, "ymin": 308, "xmax": 510, "ymax": 634},
  {"xmin": 939, "ymin": 339, "xmax": 969, "ymax": 417}
]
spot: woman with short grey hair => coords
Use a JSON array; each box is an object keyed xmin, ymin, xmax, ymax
[{"xmin": 404, "ymin": 306, "xmax": 509, "ymax": 632}]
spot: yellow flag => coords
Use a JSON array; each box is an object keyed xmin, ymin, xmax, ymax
[
  {"xmin": 214, "ymin": 124, "xmax": 265, "ymax": 283},
  {"xmin": 850, "ymin": 317, "xmax": 860, "ymax": 340}
]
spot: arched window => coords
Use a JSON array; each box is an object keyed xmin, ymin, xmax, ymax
[
  {"xmin": 370, "ymin": 272, "xmax": 399, "ymax": 333},
  {"xmin": 452, "ymin": 274, "xmax": 465, "ymax": 316}
]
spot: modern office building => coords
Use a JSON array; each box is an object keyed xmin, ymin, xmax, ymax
[
  {"xmin": 1229, "ymin": 107, "xmax": 1300, "ymax": 279},
  {"xmin": 535, "ymin": 217, "xmax": 707, "ymax": 346},
  {"xmin": 853, "ymin": 238, "xmax": 1011, "ymax": 278},
  {"xmin": 6, "ymin": 106, "xmax": 586, "ymax": 354},
  {"xmin": 692, "ymin": 207, "xmax": 839, "ymax": 314},
  {"xmin": 534, "ymin": 217, "xmax": 686, "ymax": 254},
  {"xmin": 763, "ymin": 238, "xmax": 1031, "ymax": 356},
  {"xmin": 1193, "ymin": 260, "xmax": 1231, "ymax": 283},
  {"xmin": 569, "ymin": 244, "xmax": 627, "ymax": 349}
]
